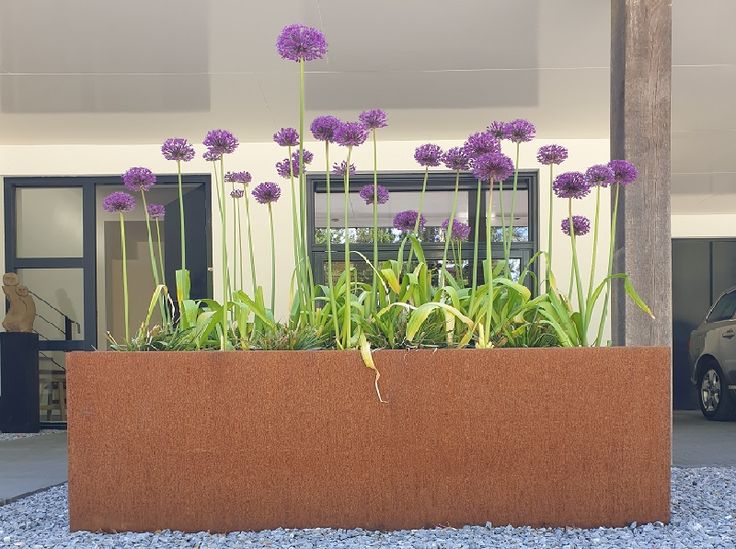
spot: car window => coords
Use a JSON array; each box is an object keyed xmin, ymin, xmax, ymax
[{"xmin": 707, "ymin": 291, "xmax": 736, "ymax": 323}]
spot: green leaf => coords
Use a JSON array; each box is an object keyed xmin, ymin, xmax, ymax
[{"xmin": 406, "ymin": 302, "xmax": 474, "ymax": 342}]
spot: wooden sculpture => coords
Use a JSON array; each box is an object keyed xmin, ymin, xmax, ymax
[{"xmin": 2, "ymin": 273, "xmax": 36, "ymax": 332}]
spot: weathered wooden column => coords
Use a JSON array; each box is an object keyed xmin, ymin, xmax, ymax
[{"xmin": 610, "ymin": 0, "xmax": 672, "ymax": 347}]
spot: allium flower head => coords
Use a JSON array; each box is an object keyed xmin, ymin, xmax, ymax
[
  {"xmin": 103, "ymin": 192, "xmax": 136, "ymax": 213},
  {"xmin": 276, "ymin": 24, "xmax": 328, "ymax": 62},
  {"xmin": 230, "ymin": 189, "xmax": 244, "ymax": 199},
  {"xmin": 146, "ymin": 203, "xmax": 165, "ymax": 220},
  {"xmin": 122, "ymin": 167, "xmax": 156, "ymax": 192},
  {"xmin": 310, "ymin": 115, "xmax": 341, "ymax": 142},
  {"xmin": 442, "ymin": 218, "xmax": 471, "ymax": 241},
  {"xmin": 553, "ymin": 171, "xmax": 591, "ymax": 199},
  {"xmin": 276, "ymin": 158, "xmax": 300, "ymax": 179},
  {"xmin": 393, "ymin": 210, "xmax": 425, "ymax": 232},
  {"xmin": 359, "ymin": 184, "xmax": 390, "ymax": 205},
  {"xmin": 442, "ymin": 147, "xmax": 470, "ymax": 171},
  {"xmin": 332, "ymin": 161, "xmax": 356, "ymax": 177},
  {"xmin": 334, "ymin": 121, "xmax": 368, "ymax": 147},
  {"xmin": 358, "ymin": 109, "xmax": 388, "ymax": 130},
  {"xmin": 225, "ymin": 171, "xmax": 252, "ymax": 185},
  {"xmin": 462, "ymin": 131, "xmax": 500, "ymax": 159},
  {"xmin": 487, "ymin": 121, "xmax": 507, "ymax": 139},
  {"xmin": 414, "ymin": 143, "xmax": 443, "ymax": 167},
  {"xmin": 273, "ymin": 127, "xmax": 299, "ymax": 147},
  {"xmin": 203, "ymin": 129, "xmax": 238, "ymax": 155},
  {"xmin": 161, "ymin": 138, "xmax": 195, "ymax": 162},
  {"xmin": 292, "ymin": 149, "xmax": 313, "ymax": 165},
  {"xmin": 537, "ymin": 144, "xmax": 568, "ymax": 166},
  {"xmin": 252, "ymin": 182, "xmax": 282, "ymax": 204},
  {"xmin": 504, "ymin": 119, "xmax": 536, "ymax": 143},
  {"xmin": 561, "ymin": 215, "xmax": 591, "ymax": 237},
  {"xmin": 608, "ymin": 159, "xmax": 639, "ymax": 186},
  {"xmin": 585, "ymin": 164, "xmax": 615, "ymax": 188},
  {"xmin": 472, "ymin": 152, "xmax": 514, "ymax": 182},
  {"xmin": 203, "ymin": 149, "xmax": 221, "ymax": 162}
]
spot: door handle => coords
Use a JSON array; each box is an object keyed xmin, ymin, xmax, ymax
[{"xmin": 723, "ymin": 329, "xmax": 735, "ymax": 339}]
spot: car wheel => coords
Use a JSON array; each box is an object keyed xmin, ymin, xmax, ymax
[{"xmin": 699, "ymin": 363, "xmax": 736, "ymax": 421}]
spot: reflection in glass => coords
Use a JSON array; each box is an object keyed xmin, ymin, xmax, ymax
[
  {"xmin": 489, "ymin": 188, "xmax": 529, "ymax": 242},
  {"xmin": 16, "ymin": 268, "xmax": 84, "ymax": 341},
  {"xmin": 16, "ymin": 187, "xmax": 84, "ymax": 258},
  {"xmin": 39, "ymin": 351, "xmax": 66, "ymax": 423}
]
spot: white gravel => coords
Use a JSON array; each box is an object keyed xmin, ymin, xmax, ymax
[
  {"xmin": 0, "ymin": 468, "xmax": 734, "ymax": 548},
  {"xmin": 0, "ymin": 430, "xmax": 58, "ymax": 442}
]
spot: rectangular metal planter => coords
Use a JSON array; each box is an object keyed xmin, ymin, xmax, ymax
[{"xmin": 67, "ymin": 347, "xmax": 671, "ymax": 532}]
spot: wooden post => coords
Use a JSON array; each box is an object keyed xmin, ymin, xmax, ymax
[{"xmin": 610, "ymin": 0, "xmax": 672, "ymax": 347}]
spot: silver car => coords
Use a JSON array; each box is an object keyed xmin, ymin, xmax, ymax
[{"xmin": 689, "ymin": 287, "xmax": 736, "ymax": 420}]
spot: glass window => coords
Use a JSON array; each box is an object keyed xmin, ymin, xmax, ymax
[
  {"xmin": 16, "ymin": 268, "xmax": 84, "ymax": 341},
  {"xmin": 708, "ymin": 291, "xmax": 736, "ymax": 323},
  {"xmin": 39, "ymin": 351, "xmax": 67, "ymax": 423},
  {"xmin": 16, "ymin": 187, "xmax": 83, "ymax": 257},
  {"xmin": 490, "ymin": 188, "xmax": 529, "ymax": 242}
]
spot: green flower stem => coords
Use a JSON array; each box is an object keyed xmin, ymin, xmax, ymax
[
  {"xmin": 232, "ymin": 193, "xmax": 238, "ymax": 291},
  {"xmin": 219, "ymin": 156, "xmax": 228, "ymax": 350},
  {"xmin": 546, "ymin": 164, "xmax": 554, "ymax": 286},
  {"xmin": 585, "ymin": 184, "xmax": 602, "ymax": 329},
  {"xmin": 484, "ymin": 179, "xmax": 496, "ymax": 340},
  {"xmin": 140, "ymin": 190, "xmax": 167, "ymax": 325},
  {"xmin": 506, "ymin": 143, "xmax": 521, "ymax": 275},
  {"xmin": 243, "ymin": 190, "xmax": 258, "ymax": 296},
  {"xmin": 342, "ymin": 146, "xmax": 353, "ymax": 348},
  {"xmin": 236, "ymin": 195, "xmax": 244, "ymax": 290},
  {"xmin": 155, "ymin": 218, "xmax": 165, "ymax": 295},
  {"xmin": 119, "ymin": 212, "xmax": 130, "ymax": 343},
  {"xmin": 371, "ymin": 128, "xmax": 379, "ymax": 311},
  {"xmin": 268, "ymin": 202, "xmax": 276, "ymax": 313},
  {"xmin": 469, "ymin": 178, "xmax": 483, "ymax": 313},
  {"xmin": 440, "ymin": 170, "xmax": 461, "ymax": 287},
  {"xmin": 497, "ymin": 179, "xmax": 504, "ymax": 260},
  {"xmin": 406, "ymin": 167, "xmax": 429, "ymax": 270},
  {"xmin": 287, "ymin": 145, "xmax": 305, "ymax": 321},
  {"xmin": 298, "ymin": 58, "xmax": 314, "ymax": 321},
  {"xmin": 568, "ymin": 198, "xmax": 587, "ymax": 346},
  {"xmin": 176, "ymin": 160, "xmax": 186, "ymax": 271},
  {"xmin": 596, "ymin": 184, "xmax": 621, "ymax": 346},
  {"xmin": 324, "ymin": 141, "xmax": 341, "ymax": 343}
]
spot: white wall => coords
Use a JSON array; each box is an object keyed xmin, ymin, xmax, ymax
[
  {"xmin": 0, "ymin": 137, "xmax": 612, "ymax": 342},
  {"xmin": 672, "ymin": 214, "xmax": 736, "ymax": 238}
]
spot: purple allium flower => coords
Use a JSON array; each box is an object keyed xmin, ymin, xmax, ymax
[
  {"xmin": 292, "ymin": 149, "xmax": 313, "ymax": 165},
  {"xmin": 608, "ymin": 159, "xmax": 639, "ymax": 186},
  {"xmin": 161, "ymin": 138, "xmax": 195, "ymax": 162},
  {"xmin": 334, "ymin": 121, "xmax": 368, "ymax": 147},
  {"xmin": 230, "ymin": 189, "xmax": 244, "ymax": 199},
  {"xmin": 537, "ymin": 144, "xmax": 568, "ymax": 166},
  {"xmin": 203, "ymin": 129, "xmax": 238, "ymax": 155},
  {"xmin": 561, "ymin": 215, "xmax": 591, "ymax": 237},
  {"xmin": 472, "ymin": 152, "xmax": 514, "ymax": 182},
  {"xmin": 276, "ymin": 158, "xmax": 299, "ymax": 179},
  {"xmin": 122, "ymin": 167, "xmax": 156, "ymax": 192},
  {"xmin": 358, "ymin": 109, "xmax": 388, "ymax": 130},
  {"xmin": 332, "ymin": 161, "xmax": 356, "ymax": 177},
  {"xmin": 414, "ymin": 143, "xmax": 443, "ymax": 167},
  {"xmin": 487, "ymin": 121, "xmax": 507, "ymax": 139},
  {"xmin": 252, "ymin": 182, "xmax": 282, "ymax": 204},
  {"xmin": 103, "ymin": 191, "xmax": 136, "ymax": 213},
  {"xmin": 203, "ymin": 149, "xmax": 221, "ymax": 162},
  {"xmin": 276, "ymin": 24, "xmax": 328, "ymax": 62},
  {"xmin": 224, "ymin": 171, "xmax": 252, "ymax": 185},
  {"xmin": 310, "ymin": 115, "xmax": 341, "ymax": 142},
  {"xmin": 504, "ymin": 119, "xmax": 536, "ymax": 143},
  {"xmin": 585, "ymin": 164, "xmax": 616, "ymax": 188},
  {"xmin": 273, "ymin": 127, "xmax": 299, "ymax": 147},
  {"xmin": 553, "ymin": 172, "xmax": 591, "ymax": 199},
  {"xmin": 441, "ymin": 218, "xmax": 471, "ymax": 241},
  {"xmin": 358, "ymin": 184, "xmax": 390, "ymax": 205},
  {"xmin": 393, "ymin": 210, "xmax": 425, "ymax": 232},
  {"xmin": 462, "ymin": 131, "xmax": 500, "ymax": 159},
  {"xmin": 146, "ymin": 203, "xmax": 165, "ymax": 220},
  {"xmin": 442, "ymin": 147, "xmax": 470, "ymax": 171}
]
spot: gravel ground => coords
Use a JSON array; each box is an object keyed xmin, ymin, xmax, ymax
[
  {"xmin": 0, "ymin": 430, "xmax": 58, "ymax": 442},
  {"xmin": 0, "ymin": 468, "xmax": 734, "ymax": 548}
]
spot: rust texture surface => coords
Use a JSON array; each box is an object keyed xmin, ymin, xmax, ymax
[{"xmin": 67, "ymin": 347, "xmax": 671, "ymax": 532}]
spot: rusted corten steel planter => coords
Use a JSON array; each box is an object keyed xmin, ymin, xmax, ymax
[{"xmin": 67, "ymin": 347, "xmax": 671, "ymax": 532}]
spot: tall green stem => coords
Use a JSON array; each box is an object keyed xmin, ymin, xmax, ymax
[
  {"xmin": 236, "ymin": 197, "xmax": 244, "ymax": 290},
  {"xmin": 232, "ymin": 193, "xmax": 238, "ymax": 291},
  {"xmin": 371, "ymin": 129, "xmax": 379, "ymax": 311},
  {"xmin": 140, "ymin": 190, "xmax": 167, "ymax": 325},
  {"xmin": 176, "ymin": 160, "xmax": 186, "ymax": 271},
  {"xmin": 406, "ymin": 167, "xmax": 430, "ymax": 270},
  {"xmin": 324, "ymin": 142, "xmax": 341, "ymax": 343},
  {"xmin": 586, "ymin": 184, "xmax": 602, "ymax": 317},
  {"xmin": 219, "ymin": 156, "xmax": 228, "ymax": 350},
  {"xmin": 342, "ymin": 146, "xmax": 353, "ymax": 348},
  {"xmin": 484, "ymin": 180, "xmax": 496, "ymax": 340},
  {"xmin": 298, "ymin": 58, "xmax": 314, "ymax": 320},
  {"xmin": 596, "ymin": 184, "xmax": 621, "ymax": 346},
  {"xmin": 506, "ymin": 143, "xmax": 521, "ymax": 276},
  {"xmin": 470, "ymin": 178, "xmax": 483, "ymax": 313},
  {"xmin": 440, "ymin": 170, "xmax": 461, "ymax": 287},
  {"xmin": 546, "ymin": 164, "xmax": 554, "ymax": 286},
  {"xmin": 119, "ymin": 213, "xmax": 129, "ymax": 343},
  {"xmin": 568, "ymin": 199, "xmax": 587, "ymax": 345},
  {"xmin": 244, "ymin": 191, "xmax": 258, "ymax": 296},
  {"xmin": 155, "ymin": 219, "xmax": 165, "ymax": 294},
  {"xmin": 268, "ymin": 203, "xmax": 276, "ymax": 313},
  {"xmin": 287, "ymin": 145, "xmax": 305, "ymax": 322}
]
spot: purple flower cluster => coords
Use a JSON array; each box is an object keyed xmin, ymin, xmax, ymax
[
  {"xmin": 487, "ymin": 121, "xmax": 506, "ymax": 139},
  {"xmin": 414, "ymin": 143, "xmax": 443, "ymax": 167},
  {"xmin": 393, "ymin": 210, "xmax": 425, "ymax": 232},
  {"xmin": 504, "ymin": 119, "xmax": 536, "ymax": 143},
  {"xmin": 203, "ymin": 150, "xmax": 221, "ymax": 162},
  {"xmin": 537, "ymin": 144, "xmax": 568, "ymax": 166},
  {"xmin": 585, "ymin": 164, "xmax": 615, "ymax": 187},
  {"xmin": 553, "ymin": 171, "xmax": 591, "ymax": 199},
  {"xmin": 273, "ymin": 127, "xmax": 299, "ymax": 147},
  {"xmin": 441, "ymin": 218, "xmax": 471, "ymax": 241},
  {"xmin": 103, "ymin": 192, "xmax": 136, "ymax": 213},
  {"xmin": 334, "ymin": 121, "xmax": 368, "ymax": 147},
  {"xmin": 122, "ymin": 167, "xmax": 156, "ymax": 192},
  {"xmin": 203, "ymin": 129, "xmax": 238, "ymax": 156},
  {"xmin": 561, "ymin": 215, "xmax": 591, "ymax": 237},
  {"xmin": 463, "ymin": 131, "xmax": 500, "ymax": 159},
  {"xmin": 276, "ymin": 24, "xmax": 327, "ymax": 62},
  {"xmin": 472, "ymin": 152, "xmax": 514, "ymax": 182},
  {"xmin": 359, "ymin": 184, "xmax": 390, "ymax": 205},
  {"xmin": 225, "ymin": 171, "xmax": 252, "ymax": 185},
  {"xmin": 252, "ymin": 182, "xmax": 281, "ymax": 204},
  {"xmin": 293, "ymin": 149, "xmax": 313, "ymax": 165},
  {"xmin": 358, "ymin": 109, "xmax": 388, "ymax": 130},
  {"xmin": 230, "ymin": 189, "xmax": 244, "ymax": 199},
  {"xmin": 310, "ymin": 115, "xmax": 341, "ymax": 142},
  {"xmin": 332, "ymin": 161, "xmax": 356, "ymax": 177},
  {"xmin": 276, "ymin": 158, "xmax": 298, "ymax": 179},
  {"xmin": 161, "ymin": 138, "xmax": 195, "ymax": 162},
  {"xmin": 608, "ymin": 159, "xmax": 638, "ymax": 186},
  {"xmin": 442, "ymin": 147, "xmax": 470, "ymax": 171},
  {"xmin": 146, "ymin": 203, "xmax": 165, "ymax": 220}
]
